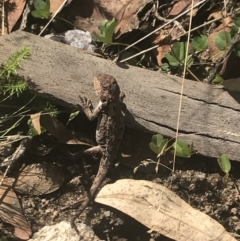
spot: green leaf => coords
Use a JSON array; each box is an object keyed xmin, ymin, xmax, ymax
[
  {"xmin": 217, "ymin": 154, "xmax": 231, "ymax": 175},
  {"xmin": 215, "ymin": 31, "xmax": 231, "ymax": 51},
  {"xmin": 33, "ymin": 0, "xmax": 47, "ymax": 10},
  {"xmin": 31, "ymin": 9, "xmax": 50, "ymax": 18},
  {"xmin": 149, "ymin": 134, "xmax": 168, "ymax": 155},
  {"xmin": 151, "ymin": 134, "xmax": 164, "ymax": 147},
  {"xmin": 186, "ymin": 54, "xmax": 193, "ymax": 68},
  {"xmin": 230, "ymin": 25, "xmax": 239, "ymax": 38},
  {"xmin": 212, "ymin": 75, "xmax": 224, "ymax": 84},
  {"xmin": 92, "ymin": 18, "xmax": 117, "ymax": 44},
  {"xmin": 234, "ymin": 13, "xmax": 240, "ymax": 27},
  {"xmin": 161, "ymin": 62, "xmax": 169, "ymax": 71},
  {"xmin": 46, "ymin": 0, "xmax": 50, "ymax": 10},
  {"xmin": 191, "ymin": 35, "xmax": 208, "ymax": 51},
  {"xmin": 172, "ymin": 139, "xmax": 193, "ymax": 158},
  {"xmin": 165, "ymin": 53, "xmax": 179, "ymax": 67},
  {"xmin": 165, "ymin": 42, "xmax": 193, "ymax": 68},
  {"xmin": 67, "ymin": 110, "xmax": 79, "ymax": 125},
  {"xmin": 171, "ymin": 42, "xmax": 185, "ymax": 62},
  {"xmin": 32, "ymin": 0, "xmax": 50, "ymax": 18}
]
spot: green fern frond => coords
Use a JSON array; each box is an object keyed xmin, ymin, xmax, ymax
[
  {"xmin": 0, "ymin": 47, "xmax": 31, "ymax": 79},
  {"xmin": 3, "ymin": 79, "xmax": 27, "ymax": 97},
  {"xmin": 43, "ymin": 102, "xmax": 59, "ymax": 117}
]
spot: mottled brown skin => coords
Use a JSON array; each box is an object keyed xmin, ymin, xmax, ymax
[{"xmin": 71, "ymin": 74, "xmax": 125, "ymax": 230}]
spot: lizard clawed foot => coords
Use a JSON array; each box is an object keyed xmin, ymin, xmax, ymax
[{"xmin": 79, "ymin": 95, "xmax": 93, "ymax": 110}]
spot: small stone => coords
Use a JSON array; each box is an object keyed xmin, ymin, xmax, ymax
[
  {"xmin": 231, "ymin": 208, "xmax": 238, "ymax": 215},
  {"xmin": 29, "ymin": 221, "xmax": 103, "ymax": 241},
  {"xmin": 104, "ymin": 211, "xmax": 111, "ymax": 217},
  {"xmin": 69, "ymin": 176, "xmax": 82, "ymax": 186},
  {"xmin": 203, "ymin": 205, "xmax": 211, "ymax": 214},
  {"xmin": 234, "ymin": 222, "xmax": 240, "ymax": 233},
  {"xmin": 52, "ymin": 210, "xmax": 59, "ymax": 219},
  {"xmin": 232, "ymin": 216, "xmax": 239, "ymax": 221}
]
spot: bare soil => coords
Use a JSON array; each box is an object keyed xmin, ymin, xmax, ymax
[{"xmin": 1, "ymin": 114, "xmax": 240, "ymax": 241}]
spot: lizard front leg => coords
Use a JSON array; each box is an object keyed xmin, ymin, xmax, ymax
[{"xmin": 77, "ymin": 95, "xmax": 103, "ymax": 121}]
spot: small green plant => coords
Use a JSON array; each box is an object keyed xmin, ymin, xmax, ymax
[
  {"xmin": 0, "ymin": 47, "xmax": 31, "ymax": 97},
  {"xmin": 0, "ymin": 47, "xmax": 61, "ymax": 139},
  {"xmin": 3, "ymin": 78, "xmax": 27, "ymax": 97},
  {"xmin": 164, "ymin": 42, "xmax": 193, "ymax": 71},
  {"xmin": 134, "ymin": 134, "xmax": 194, "ymax": 173},
  {"xmin": 31, "ymin": 0, "xmax": 51, "ymax": 19},
  {"xmin": 149, "ymin": 134, "xmax": 194, "ymax": 158},
  {"xmin": 149, "ymin": 134, "xmax": 168, "ymax": 157},
  {"xmin": 217, "ymin": 154, "xmax": 231, "ymax": 182},
  {"xmin": 215, "ymin": 31, "xmax": 232, "ymax": 51},
  {"xmin": 212, "ymin": 74, "xmax": 224, "ymax": 84},
  {"xmin": 93, "ymin": 18, "xmax": 118, "ymax": 44},
  {"xmin": 215, "ymin": 13, "xmax": 240, "ymax": 56},
  {"xmin": 191, "ymin": 35, "xmax": 208, "ymax": 52},
  {"xmin": 0, "ymin": 47, "xmax": 31, "ymax": 79},
  {"xmin": 172, "ymin": 139, "xmax": 194, "ymax": 158}
]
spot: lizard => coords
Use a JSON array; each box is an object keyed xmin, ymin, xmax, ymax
[{"xmin": 70, "ymin": 73, "xmax": 125, "ymax": 230}]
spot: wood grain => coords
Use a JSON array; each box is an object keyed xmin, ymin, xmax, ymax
[{"xmin": 0, "ymin": 30, "xmax": 240, "ymax": 161}]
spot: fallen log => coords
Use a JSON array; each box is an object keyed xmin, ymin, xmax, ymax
[{"xmin": 0, "ymin": 30, "xmax": 240, "ymax": 161}]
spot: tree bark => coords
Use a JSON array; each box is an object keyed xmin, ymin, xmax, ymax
[{"xmin": 0, "ymin": 30, "xmax": 240, "ymax": 161}]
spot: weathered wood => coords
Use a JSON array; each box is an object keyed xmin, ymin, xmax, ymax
[{"xmin": 0, "ymin": 30, "xmax": 240, "ymax": 161}]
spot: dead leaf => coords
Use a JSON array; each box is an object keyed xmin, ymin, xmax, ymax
[
  {"xmin": 168, "ymin": 0, "xmax": 200, "ymax": 17},
  {"xmin": 155, "ymin": 44, "xmax": 171, "ymax": 66},
  {"xmin": 96, "ymin": 179, "xmax": 237, "ymax": 241},
  {"xmin": 31, "ymin": 112, "xmax": 42, "ymax": 135},
  {"xmin": 207, "ymin": 11, "xmax": 234, "ymax": 62},
  {"xmin": 50, "ymin": 0, "xmax": 65, "ymax": 15},
  {"xmin": 0, "ymin": 175, "xmax": 32, "ymax": 240},
  {"xmin": 73, "ymin": 0, "xmax": 149, "ymax": 37},
  {"xmin": 14, "ymin": 163, "xmax": 65, "ymax": 195},
  {"xmin": 2, "ymin": 0, "xmax": 26, "ymax": 34},
  {"xmin": 40, "ymin": 114, "xmax": 94, "ymax": 146}
]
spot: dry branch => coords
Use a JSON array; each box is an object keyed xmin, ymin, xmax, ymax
[{"xmin": 0, "ymin": 31, "xmax": 240, "ymax": 161}]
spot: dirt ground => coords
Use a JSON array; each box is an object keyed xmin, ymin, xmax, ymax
[{"xmin": 1, "ymin": 118, "xmax": 240, "ymax": 241}]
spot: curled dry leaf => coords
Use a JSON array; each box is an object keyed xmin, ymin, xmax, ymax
[
  {"xmin": 95, "ymin": 179, "xmax": 237, "ymax": 241},
  {"xmin": 73, "ymin": 0, "xmax": 149, "ymax": 37},
  {"xmin": 31, "ymin": 112, "xmax": 42, "ymax": 135},
  {"xmin": 0, "ymin": 176, "xmax": 32, "ymax": 240},
  {"xmin": 14, "ymin": 163, "xmax": 65, "ymax": 196},
  {"xmin": 40, "ymin": 114, "xmax": 94, "ymax": 146}
]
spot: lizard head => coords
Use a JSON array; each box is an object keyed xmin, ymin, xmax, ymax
[{"xmin": 94, "ymin": 74, "xmax": 121, "ymax": 104}]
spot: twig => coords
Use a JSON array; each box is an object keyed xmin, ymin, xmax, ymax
[
  {"xmin": 0, "ymin": 137, "xmax": 32, "ymax": 183},
  {"xmin": 120, "ymin": 5, "xmax": 240, "ymax": 65},
  {"xmin": 119, "ymin": 0, "xmax": 208, "ymax": 62}
]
